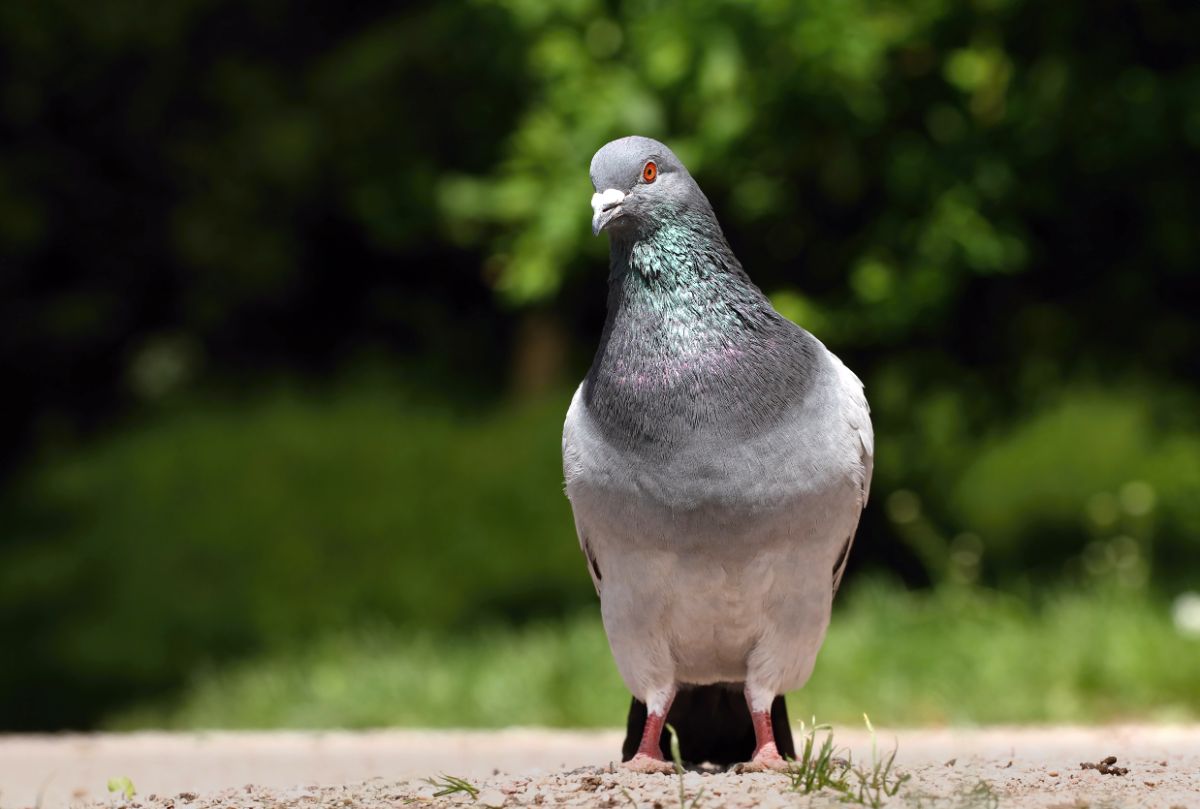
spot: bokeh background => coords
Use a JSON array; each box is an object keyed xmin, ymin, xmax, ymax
[{"xmin": 2, "ymin": 0, "xmax": 1199, "ymax": 732}]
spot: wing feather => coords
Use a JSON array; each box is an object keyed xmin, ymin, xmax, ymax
[
  {"xmin": 563, "ymin": 385, "xmax": 602, "ymax": 595},
  {"xmin": 828, "ymin": 355, "xmax": 873, "ymax": 593}
]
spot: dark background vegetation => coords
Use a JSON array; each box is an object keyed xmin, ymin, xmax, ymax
[{"xmin": 2, "ymin": 0, "xmax": 1199, "ymax": 730}]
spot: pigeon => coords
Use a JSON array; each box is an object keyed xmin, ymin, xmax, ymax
[{"xmin": 562, "ymin": 136, "xmax": 873, "ymax": 772}]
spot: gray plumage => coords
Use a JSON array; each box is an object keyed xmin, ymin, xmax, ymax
[{"xmin": 563, "ymin": 136, "xmax": 873, "ymax": 765}]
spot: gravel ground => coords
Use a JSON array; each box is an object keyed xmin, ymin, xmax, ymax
[{"xmin": 1, "ymin": 727, "xmax": 1196, "ymax": 809}]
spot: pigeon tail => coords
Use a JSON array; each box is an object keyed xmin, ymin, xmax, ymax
[{"xmin": 621, "ymin": 685, "xmax": 795, "ymax": 766}]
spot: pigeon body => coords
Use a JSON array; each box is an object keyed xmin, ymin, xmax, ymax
[{"xmin": 563, "ymin": 136, "xmax": 872, "ymax": 770}]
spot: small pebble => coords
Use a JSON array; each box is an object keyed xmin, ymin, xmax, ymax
[{"xmin": 476, "ymin": 787, "xmax": 507, "ymax": 807}]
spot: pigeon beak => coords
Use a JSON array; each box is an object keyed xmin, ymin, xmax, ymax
[{"xmin": 590, "ymin": 188, "xmax": 625, "ymax": 236}]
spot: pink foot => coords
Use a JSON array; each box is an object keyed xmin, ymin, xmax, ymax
[
  {"xmin": 624, "ymin": 692, "xmax": 677, "ymax": 775},
  {"xmin": 623, "ymin": 753, "xmax": 676, "ymax": 774},
  {"xmin": 737, "ymin": 742, "xmax": 791, "ymax": 773}
]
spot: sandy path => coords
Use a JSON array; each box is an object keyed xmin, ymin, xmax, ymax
[{"xmin": 0, "ymin": 726, "xmax": 1196, "ymax": 809}]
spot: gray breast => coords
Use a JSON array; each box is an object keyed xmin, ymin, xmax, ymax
[
  {"xmin": 566, "ymin": 345, "xmax": 854, "ymax": 531},
  {"xmin": 583, "ymin": 313, "xmax": 821, "ymax": 464}
]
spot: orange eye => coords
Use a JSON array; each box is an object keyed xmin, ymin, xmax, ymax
[{"xmin": 642, "ymin": 161, "xmax": 657, "ymax": 183}]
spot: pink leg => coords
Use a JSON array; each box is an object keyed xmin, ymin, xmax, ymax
[
  {"xmin": 623, "ymin": 689, "xmax": 676, "ymax": 773},
  {"xmin": 636, "ymin": 709, "xmax": 669, "ymax": 758},
  {"xmin": 743, "ymin": 686, "xmax": 789, "ymax": 771}
]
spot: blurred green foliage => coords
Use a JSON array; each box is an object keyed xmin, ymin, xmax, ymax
[
  {"xmin": 117, "ymin": 580, "xmax": 1200, "ymax": 729},
  {"xmin": 887, "ymin": 389, "xmax": 1200, "ymax": 584},
  {"xmin": 0, "ymin": 378, "xmax": 587, "ymax": 727},
  {"xmin": 3, "ymin": 378, "xmax": 1198, "ymax": 728},
  {"xmin": 2, "ymin": 0, "xmax": 1199, "ymax": 729},
  {"xmin": 953, "ymin": 392, "xmax": 1200, "ymax": 571}
]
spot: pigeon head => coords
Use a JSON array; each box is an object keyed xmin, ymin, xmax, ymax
[{"xmin": 589, "ymin": 136, "xmax": 712, "ymax": 237}]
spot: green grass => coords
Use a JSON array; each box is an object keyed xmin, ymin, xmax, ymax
[
  {"xmin": 785, "ymin": 720, "xmax": 848, "ymax": 794},
  {"xmin": 113, "ymin": 579, "xmax": 1200, "ymax": 729},
  {"xmin": 421, "ymin": 775, "xmax": 478, "ymax": 799},
  {"xmin": 665, "ymin": 724, "xmax": 706, "ymax": 809},
  {"xmin": 785, "ymin": 716, "xmax": 908, "ymax": 808}
]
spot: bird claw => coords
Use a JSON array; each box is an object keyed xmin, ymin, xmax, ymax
[
  {"xmin": 736, "ymin": 742, "xmax": 791, "ymax": 773},
  {"xmin": 623, "ymin": 753, "xmax": 676, "ymax": 774}
]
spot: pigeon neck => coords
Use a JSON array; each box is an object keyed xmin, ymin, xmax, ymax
[
  {"xmin": 585, "ymin": 223, "xmax": 815, "ymax": 452},
  {"xmin": 614, "ymin": 214, "xmax": 727, "ymax": 283},
  {"xmin": 606, "ymin": 217, "xmax": 772, "ymax": 332}
]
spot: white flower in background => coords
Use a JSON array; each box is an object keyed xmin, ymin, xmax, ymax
[{"xmin": 1171, "ymin": 592, "xmax": 1200, "ymax": 638}]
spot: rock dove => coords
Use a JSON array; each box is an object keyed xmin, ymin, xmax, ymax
[{"xmin": 562, "ymin": 136, "xmax": 873, "ymax": 772}]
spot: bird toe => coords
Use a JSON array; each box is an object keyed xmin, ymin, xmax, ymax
[
  {"xmin": 622, "ymin": 753, "xmax": 676, "ymax": 774},
  {"xmin": 737, "ymin": 742, "xmax": 791, "ymax": 773}
]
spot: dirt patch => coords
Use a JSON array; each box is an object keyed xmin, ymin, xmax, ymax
[
  {"xmin": 1, "ymin": 726, "xmax": 1197, "ymax": 809},
  {"xmin": 76, "ymin": 758, "xmax": 1195, "ymax": 809}
]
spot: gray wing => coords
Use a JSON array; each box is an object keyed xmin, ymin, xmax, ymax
[
  {"xmin": 562, "ymin": 384, "xmax": 603, "ymax": 596},
  {"xmin": 828, "ymin": 355, "xmax": 874, "ymax": 593}
]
